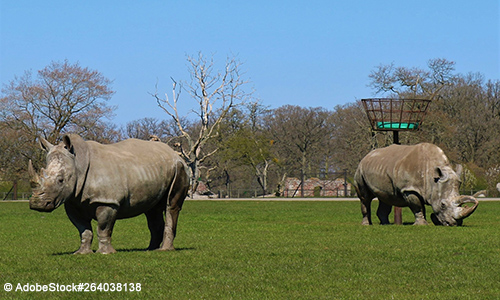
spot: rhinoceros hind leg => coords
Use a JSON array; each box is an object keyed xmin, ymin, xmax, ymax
[
  {"xmin": 145, "ymin": 206, "xmax": 165, "ymax": 250},
  {"xmin": 376, "ymin": 201, "xmax": 392, "ymax": 225},
  {"xmin": 358, "ymin": 193, "xmax": 374, "ymax": 225},
  {"xmin": 360, "ymin": 200, "xmax": 372, "ymax": 225},
  {"xmin": 158, "ymin": 161, "xmax": 188, "ymax": 251},
  {"xmin": 159, "ymin": 205, "xmax": 180, "ymax": 251},
  {"xmin": 95, "ymin": 205, "xmax": 118, "ymax": 254}
]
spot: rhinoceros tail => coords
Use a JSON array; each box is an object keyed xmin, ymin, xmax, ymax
[{"xmin": 166, "ymin": 161, "xmax": 179, "ymax": 207}]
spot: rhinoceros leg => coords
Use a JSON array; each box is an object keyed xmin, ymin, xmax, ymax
[
  {"xmin": 95, "ymin": 205, "xmax": 118, "ymax": 254},
  {"xmin": 360, "ymin": 201, "xmax": 372, "ymax": 225},
  {"xmin": 357, "ymin": 187, "xmax": 375, "ymax": 225},
  {"xmin": 160, "ymin": 204, "xmax": 181, "ymax": 251},
  {"xmin": 159, "ymin": 188, "xmax": 187, "ymax": 250},
  {"xmin": 410, "ymin": 208, "xmax": 428, "ymax": 225},
  {"xmin": 64, "ymin": 202, "xmax": 93, "ymax": 254},
  {"xmin": 376, "ymin": 200, "xmax": 392, "ymax": 225},
  {"xmin": 356, "ymin": 181, "xmax": 375, "ymax": 225},
  {"xmin": 404, "ymin": 193, "xmax": 428, "ymax": 225},
  {"xmin": 358, "ymin": 195, "xmax": 373, "ymax": 225},
  {"xmin": 158, "ymin": 162, "xmax": 188, "ymax": 251},
  {"xmin": 145, "ymin": 205, "xmax": 165, "ymax": 250}
]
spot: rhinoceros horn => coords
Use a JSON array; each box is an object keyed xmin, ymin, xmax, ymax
[
  {"xmin": 455, "ymin": 195, "xmax": 479, "ymax": 220},
  {"xmin": 28, "ymin": 159, "xmax": 41, "ymax": 188},
  {"xmin": 473, "ymin": 190, "xmax": 487, "ymax": 198}
]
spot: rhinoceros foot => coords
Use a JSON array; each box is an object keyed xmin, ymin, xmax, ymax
[
  {"xmin": 413, "ymin": 219, "xmax": 429, "ymax": 225},
  {"xmin": 96, "ymin": 245, "xmax": 117, "ymax": 254},
  {"xmin": 361, "ymin": 219, "xmax": 371, "ymax": 226},
  {"xmin": 156, "ymin": 245, "xmax": 175, "ymax": 251},
  {"xmin": 73, "ymin": 248, "xmax": 94, "ymax": 255}
]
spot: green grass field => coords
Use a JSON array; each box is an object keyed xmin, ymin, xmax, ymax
[{"xmin": 1, "ymin": 200, "xmax": 499, "ymax": 299}]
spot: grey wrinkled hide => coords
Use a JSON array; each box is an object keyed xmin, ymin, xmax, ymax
[
  {"xmin": 29, "ymin": 134, "xmax": 189, "ymax": 254},
  {"xmin": 354, "ymin": 143, "xmax": 478, "ymax": 226}
]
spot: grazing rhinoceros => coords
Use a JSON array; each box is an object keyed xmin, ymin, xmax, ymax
[
  {"xmin": 28, "ymin": 134, "xmax": 189, "ymax": 254},
  {"xmin": 354, "ymin": 143, "xmax": 478, "ymax": 226}
]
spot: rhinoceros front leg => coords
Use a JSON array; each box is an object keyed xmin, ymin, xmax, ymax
[
  {"xmin": 95, "ymin": 205, "xmax": 118, "ymax": 254},
  {"xmin": 64, "ymin": 202, "xmax": 93, "ymax": 254},
  {"xmin": 376, "ymin": 201, "xmax": 392, "ymax": 225},
  {"xmin": 404, "ymin": 192, "xmax": 428, "ymax": 225},
  {"xmin": 408, "ymin": 203, "xmax": 428, "ymax": 225}
]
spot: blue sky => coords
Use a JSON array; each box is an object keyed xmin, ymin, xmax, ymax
[{"xmin": 1, "ymin": 0, "xmax": 499, "ymax": 125}]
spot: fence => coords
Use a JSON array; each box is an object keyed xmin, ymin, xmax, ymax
[
  {"xmin": 216, "ymin": 190, "xmax": 267, "ymax": 199},
  {"xmin": 1, "ymin": 192, "xmax": 31, "ymax": 201},
  {"xmin": 213, "ymin": 188, "xmax": 490, "ymax": 199},
  {"xmin": 283, "ymin": 187, "xmax": 351, "ymax": 198},
  {"xmin": 214, "ymin": 188, "xmax": 353, "ymax": 199}
]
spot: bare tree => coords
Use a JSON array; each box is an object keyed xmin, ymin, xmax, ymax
[
  {"xmin": 329, "ymin": 101, "xmax": 374, "ymax": 173},
  {"xmin": 152, "ymin": 53, "xmax": 249, "ymax": 196},
  {"xmin": 218, "ymin": 101, "xmax": 274, "ymax": 196},
  {"xmin": 368, "ymin": 58, "xmax": 456, "ymax": 100},
  {"xmin": 124, "ymin": 117, "xmax": 172, "ymax": 141},
  {"xmin": 243, "ymin": 101, "xmax": 273, "ymax": 196},
  {"xmin": 1, "ymin": 60, "xmax": 115, "ymax": 144},
  {"xmin": 0, "ymin": 60, "xmax": 115, "ymax": 184},
  {"xmin": 265, "ymin": 105, "xmax": 331, "ymax": 197}
]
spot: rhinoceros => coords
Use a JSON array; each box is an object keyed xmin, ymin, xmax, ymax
[
  {"xmin": 28, "ymin": 134, "xmax": 189, "ymax": 254},
  {"xmin": 354, "ymin": 143, "xmax": 478, "ymax": 226}
]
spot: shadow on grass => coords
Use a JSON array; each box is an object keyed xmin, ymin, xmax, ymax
[
  {"xmin": 51, "ymin": 247, "xmax": 195, "ymax": 256},
  {"xmin": 117, "ymin": 247, "xmax": 196, "ymax": 253},
  {"xmin": 383, "ymin": 222, "xmax": 477, "ymax": 227},
  {"xmin": 372, "ymin": 222, "xmax": 415, "ymax": 225}
]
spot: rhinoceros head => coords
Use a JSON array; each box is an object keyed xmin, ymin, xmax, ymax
[
  {"xmin": 29, "ymin": 134, "xmax": 89, "ymax": 212},
  {"xmin": 429, "ymin": 166, "xmax": 478, "ymax": 226}
]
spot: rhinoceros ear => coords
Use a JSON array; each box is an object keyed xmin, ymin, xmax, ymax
[
  {"xmin": 434, "ymin": 167, "xmax": 450, "ymax": 183},
  {"xmin": 62, "ymin": 135, "xmax": 75, "ymax": 155},
  {"xmin": 39, "ymin": 137, "xmax": 54, "ymax": 152},
  {"xmin": 62, "ymin": 134, "xmax": 90, "ymax": 197}
]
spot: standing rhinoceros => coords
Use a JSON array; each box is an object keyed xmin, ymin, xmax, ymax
[
  {"xmin": 354, "ymin": 143, "xmax": 478, "ymax": 226},
  {"xmin": 28, "ymin": 134, "xmax": 189, "ymax": 254}
]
